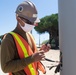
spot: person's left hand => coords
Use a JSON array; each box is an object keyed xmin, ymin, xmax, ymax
[{"xmin": 40, "ymin": 44, "xmax": 51, "ymax": 53}]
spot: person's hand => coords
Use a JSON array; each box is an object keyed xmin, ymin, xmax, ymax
[
  {"xmin": 32, "ymin": 50, "xmax": 45, "ymax": 62},
  {"xmin": 40, "ymin": 44, "xmax": 51, "ymax": 53}
]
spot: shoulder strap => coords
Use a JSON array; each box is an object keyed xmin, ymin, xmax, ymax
[{"xmin": 27, "ymin": 32, "xmax": 38, "ymax": 53}]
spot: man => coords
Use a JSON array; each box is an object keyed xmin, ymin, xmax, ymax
[{"xmin": 1, "ymin": 1, "xmax": 51, "ymax": 75}]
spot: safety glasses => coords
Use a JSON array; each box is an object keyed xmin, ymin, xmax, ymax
[{"xmin": 19, "ymin": 17, "xmax": 38, "ymax": 26}]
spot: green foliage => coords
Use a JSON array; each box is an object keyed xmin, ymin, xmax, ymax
[
  {"xmin": 41, "ymin": 40, "xmax": 49, "ymax": 45},
  {"xmin": 34, "ymin": 13, "xmax": 59, "ymax": 49},
  {"xmin": 34, "ymin": 13, "xmax": 58, "ymax": 36},
  {"xmin": 0, "ymin": 35, "xmax": 3, "ymax": 39},
  {"xmin": 51, "ymin": 39, "xmax": 56, "ymax": 48}
]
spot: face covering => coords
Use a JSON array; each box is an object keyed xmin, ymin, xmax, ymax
[{"xmin": 20, "ymin": 23, "xmax": 35, "ymax": 32}]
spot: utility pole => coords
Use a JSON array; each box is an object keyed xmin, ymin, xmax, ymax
[
  {"xmin": 39, "ymin": 34, "xmax": 40, "ymax": 47},
  {"xmin": 58, "ymin": 0, "xmax": 76, "ymax": 75},
  {"xmin": 30, "ymin": 30, "xmax": 32, "ymax": 34}
]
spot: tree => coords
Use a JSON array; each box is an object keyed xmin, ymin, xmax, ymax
[
  {"xmin": 34, "ymin": 13, "xmax": 59, "ymax": 49},
  {"xmin": 0, "ymin": 35, "xmax": 3, "ymax": 39}
]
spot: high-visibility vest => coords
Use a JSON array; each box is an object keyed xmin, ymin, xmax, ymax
[{"xmin": 9, "ymin": 32, "xmax": 46, "ymax": 75}]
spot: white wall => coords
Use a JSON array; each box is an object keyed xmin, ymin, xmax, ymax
[{"xmin": 58, "ymin": 0, "xmax": 76, "ymax": 75}]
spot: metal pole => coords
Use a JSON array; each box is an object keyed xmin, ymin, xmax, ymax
[
  {"xmin": 58, "ymin": 0, "xmax": 76, "ymax": 75},
  {"xmin": 39, "ymin": 34, "xmax": 40, "ymax": 47}
]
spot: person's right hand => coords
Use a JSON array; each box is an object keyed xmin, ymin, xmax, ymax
[
  {"xmin": 32, "ymin": 50, "xmax": 45, "ymax": 62},
  {"xmin": 40, "ymin": 44, "xmax": 51, "ymax": 53}
]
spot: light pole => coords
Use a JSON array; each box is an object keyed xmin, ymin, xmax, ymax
[
  {"xmin": 39, "ymin": 34, "xmax": 40, "ymax": 47},
  {"xmin": 30, "ymin": 30, "xmax": 32, "ymax": 34}
]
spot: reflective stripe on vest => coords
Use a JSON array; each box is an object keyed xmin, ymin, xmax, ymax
[
  {"xmin": 28, "ymin": 32, "xmax": 46, "ymax": 74},
  {"xmin": 10, "ymin": 32, "xmax": 36, "ymax": 75}
]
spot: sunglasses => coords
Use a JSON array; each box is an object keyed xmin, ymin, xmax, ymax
[
  {"xmin": 19, "ymin": 17, "xmax": 38, "ymax": 26},
  {"xmin": 19, "ymin": 17, "xmax": 34, "ymax": 25}
]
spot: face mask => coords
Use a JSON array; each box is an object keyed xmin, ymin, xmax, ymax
[{"xmin": 20, "ymin": 23, "xmax": 35, "ymax": 32}]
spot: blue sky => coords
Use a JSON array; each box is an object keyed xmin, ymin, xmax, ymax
[{"xmin": 0, "ymin": 0, "xmax": 58, "ymax": 44}]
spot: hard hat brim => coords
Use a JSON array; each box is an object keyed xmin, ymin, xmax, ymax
[{"xmin": 34, "ymin": 18, "xmax": 40, "ymax": 23}]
